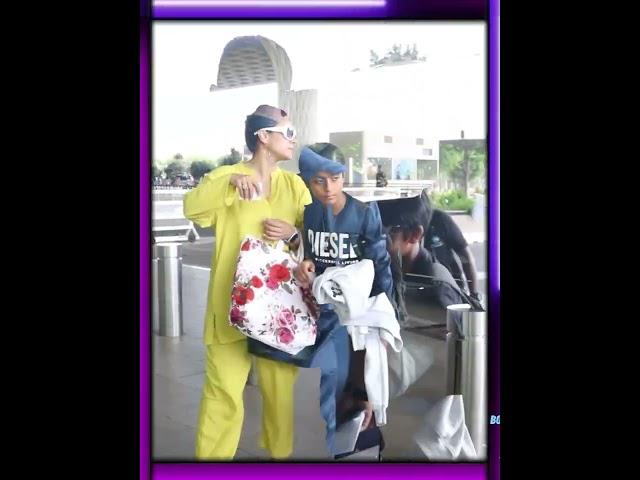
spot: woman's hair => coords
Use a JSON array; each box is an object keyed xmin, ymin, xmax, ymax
[
  {"xmin": 306, "ymin": 142, "xmax": 346, "ymax": 165},
  {"xmin": 244, "ymin": 105, "xmax": 288, "ymax": 153}
]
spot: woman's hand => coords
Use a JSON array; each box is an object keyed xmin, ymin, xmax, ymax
[
  {"xmin": 263, "ymin": 218, "xmax": 296, "ymax": 241},
  {"xmin": 230, "ymin": 174, "xmax": 262, "ymax": 200}
]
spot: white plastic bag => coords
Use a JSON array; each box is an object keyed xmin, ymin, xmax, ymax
[{"xmin": 413, "ymin": 395, "xmax": 478, "ymax": 460}]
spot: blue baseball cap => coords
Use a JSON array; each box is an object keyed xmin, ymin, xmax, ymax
[{"xmin": 299, "ymin": 146, "xmax": 347, "ymax": 183}]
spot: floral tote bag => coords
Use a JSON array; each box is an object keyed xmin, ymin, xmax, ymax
[{"xmin": 229, "ymin": 235, "xmax": 318, "ymax": 355}]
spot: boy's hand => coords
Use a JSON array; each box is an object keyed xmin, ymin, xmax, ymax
[
  {"xmin": 295, "ymin": 260, "xmax": 316, "ymax": 288},
  {"xmin": 358, "ymin": 400, "xmax": 374, "ymax": 431},
  {"xmin": 337, "ymin": 394, "xmax": 374, "ymax": 432}
]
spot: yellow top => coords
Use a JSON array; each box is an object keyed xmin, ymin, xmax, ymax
[{"xmin": 183, "ymin": 162, "xmax": 312, "ymax": 345}]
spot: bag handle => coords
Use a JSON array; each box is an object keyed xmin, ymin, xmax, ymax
[
  {"xmin": 271, "ymin": 235, "xmax": 304, "ymax": 264},
  {"xmin": 289, "ymin": 233, "xmax": 304, "ymax": 264}
]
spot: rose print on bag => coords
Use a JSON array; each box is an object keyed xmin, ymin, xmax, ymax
[
  {"xmin": 269, "ymin": 263, "xmax": 291, "ymax": 283},
  {"xmin": 230, "ymin": 306, "xmax": 246, "ymax": 327},
  {"xmin": 276, "ymin": 327, "xmax": 294, "ymax": 345},
  {"xmin": 232, "ymin": 285, "xmax": 255, "ymax": 306},
  {"xmin": 276, "ymin": 307, "xmax": 295, "ymax": 327},
  {"xmin": 229, "ymin": 235, "xmax": 318, "ymax": 355}
]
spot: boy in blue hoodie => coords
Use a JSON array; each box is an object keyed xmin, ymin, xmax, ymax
[
  {"xmin": 295, "ymin": 144, "xmax": 393, "ymax": 449},
  {"xmin": 248, "ymin": 143, "xmax": 393, "ymax": 457}
]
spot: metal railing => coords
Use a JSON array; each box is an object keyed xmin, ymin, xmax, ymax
[
  {"xmin": 343, "ymin": 187, "xmax": 403, "ymax": 202},
  {"xmin": 445, "ymin": 304, "xmax": 487, "ymax": 459},
  {"xmin": 152, "ymin": 197, "xmax": 199, "ymax": 243}
]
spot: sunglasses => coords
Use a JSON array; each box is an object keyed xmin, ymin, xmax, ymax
[{"xmin": 254, "ymin": 125, "xmax": 297, "ymax": 141}]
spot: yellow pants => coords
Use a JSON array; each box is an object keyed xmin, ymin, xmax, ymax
[{"xmin": 195, "ymin": 339, "xmax": 298, "ymax": 460}]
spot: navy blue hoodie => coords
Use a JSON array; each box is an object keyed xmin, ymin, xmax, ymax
[{"xmin": 303, "ymin": 193, "xmax": 393, "ymax": 300}]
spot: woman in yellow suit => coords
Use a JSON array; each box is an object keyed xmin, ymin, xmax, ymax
[{"xmin": 184, "ymin": 105, "xmax": 312, "ymax": 460}]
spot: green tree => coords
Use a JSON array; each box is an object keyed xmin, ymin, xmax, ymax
[
  {"xmin": 189, "ymin": 159, "xmax": 215, "ymax": 180},
  {"xmin": 164, "ymin": 154, "xmax": 187, "ymax": 179},
  {"xmin": 370, "ymin": 44, "xmax": 425, "ymax": 67},
  {"xmin": 411, "ymin": 43, "xmax": 418, "ymax": 60},
  {"xmin": 216, "ymin": 148, "xmax": 242, "ymax": 167},
  {"xmin": 230, "ymin": 147, "xmax": 241, "ymax": 163},
  {"xmin": 467, "ymin": 147, "xmax": 486, "ymax": 187},
  {"xmin": 341, "ymin": 142, "xmax": 363, "ymax": 180},
  {"xmin": 440, "ymin": 142, "xmax": 486, "ymax": 195},
  {"xmin": 370, "ymin": 49, "xmax": 379, "ymax": 66},
  {"xmin": 440, "ymin": 144, "xmax": 463, "ymax": 187}
]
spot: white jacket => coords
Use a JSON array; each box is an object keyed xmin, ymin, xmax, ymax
[{"xmin": 312, "ymin": 259, "xmax": 403, "ymax": 426}]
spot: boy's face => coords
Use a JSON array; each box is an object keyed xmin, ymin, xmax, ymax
[
  {"xmin": 309, "ymin": 171, "xmax": 344, "ymax": 206},
  {"xmin": 389, "ymin": 230, "xmax": 413, "ymax": 257},
  {"xmin": 389, "ymin": 227, "xmax": 423, "ymax": 257}
]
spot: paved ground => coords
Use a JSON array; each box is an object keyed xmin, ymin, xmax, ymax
[{"xmin": 153, "ymin": 330, "xmax": 447, "ymax": 461}]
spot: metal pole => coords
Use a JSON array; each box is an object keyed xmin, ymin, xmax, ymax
[
  {"xmin": 154, "ymin": 243, "xmax": 183, "ymax": 337},
  {"xmin": 446, "ymin": 304, "xmax": 487, "ymax": 459},
  {"xmin": 152, "ymin": 257, "xmax": 159, "ymax": 333}
]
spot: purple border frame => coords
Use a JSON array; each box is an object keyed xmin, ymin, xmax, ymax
[
  {"xmin": 140, "ymin": 1, "xmax": 499, "ymax": 479},
  {"xmin": 488, "ymin": 2, "xmax": 500, "ymax": 478},
  {"xmin": 151, "ymin": 0, "xmax": 486, "ymax": 19},
  {"xmin": 140, "ymin": 18, "xmax": 151, "ymax": 480}
]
